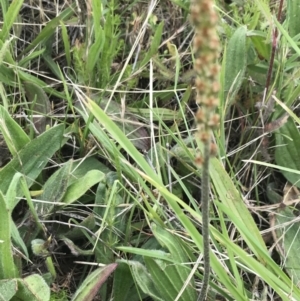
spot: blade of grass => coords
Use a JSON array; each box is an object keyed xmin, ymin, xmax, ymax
[
  {"xmin": 0, "ymin": 191, "xmax": 17, "ymax": 279},
  {"xmin": 0, "ymin": 0, "xmax": 24, "ymax": 41}
]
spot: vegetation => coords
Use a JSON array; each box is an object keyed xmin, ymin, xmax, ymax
[{"xmin": 0, "ymin": 0, "xmax": 300, "ymax": 300}]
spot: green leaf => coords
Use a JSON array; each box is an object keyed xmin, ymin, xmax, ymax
[
  {"xmin": 11, "ymin": 220, "xmax": 29, "ymax": 259},
  {"xmin": 15, "ymin": 274, "xmax": 50, "ymax": 301},
  {"xmin": 0, "ymin": 105, "xmax": 30, "ymax": 157},
  {"xmin": 273, "ymin": 206, "xmax": 300, "ymax": 284},
  {"xmin": 287, "ymin": 0, "xmax": 300, "ymax": 38},
  {"xmin": 18, "ymin": 5, "xmax": 75, "ymax": 58},
  {"xmin": 63, "ymin": 214, "xmax": 96, "ymax": 240},
  {"xmin": 91, "ymin": 0, "xmax": 102, "ymax": 36},
  {"xmin": 23, "ymin": 81, "xmax": 51, "ymax": 134},
  {"xmin": 99, "ymin": 100, "xmax": 150, "ymax": 150},
  {"xmin": 210, "ymin": 156, "xmax": 268, "ymax": 258},
  {"xmin": 140, "ymin": 22, "xmax": 164, "ymax": 66},
  {"xmin": 0, "ymin": 0, "xmax": 24, "ymax": 41},
  {"xmin": 7, "ymin": 173, "xmax": 30, "ymax": 258},
  {"xmin": 113, "ymin": 261, "xmax": 143, "ymax": 301},
  {"xmin": 71, "ymin": 264, "xmax": 117, "ymax": 301},
  {"xmin": 0, "ymin": 37, "xmax": 15, "ymax": 66},
  {"xmin": 275, "ymin": 119, "xmax": 300, "ymax": 187},
  {"xmin": 224, "ymin": 26, "xmax": 247, "ymax": 108},
  {"xmin": 250, "ymin": 34, "xmax": 270, "ymax": 60},
  {"xmin": 0, "ymin": 191, "xmax": 17, "ymax": 279},
  {"xmin": 69, "ymin": 157, "xmax": 111, "ymax": 186},
  {"xmin": 84, "ymin": 98, "xmax": 158, "ymax": 179},
  {"xmin": 0, "ymin": 279, "xmax": 17, "ymax": 300},
  {"xmin": 31, "ymin": 239, "xmax": 51, "ymax": 257},
  {"xmin": 87, "ymin": 29, "xmax": 105, "ymax": 74},
  {"xmin": 129, "ymin": 260, "xmax": 164, "ymax": 301},
  {"xmin": 36, "ymin": 160, "xmax": 73, "ymax": 215},
  {"xmin": 62, "ymin": 170, "xmax": 105, "ymax": 205},
  {"xmin": 144, "ymin": 257, "xmax": 179, "ymax": 301},
  {"xmin": 60, "ymin": 21, "xmax": 71, "ymax": 66},
  {"xmin": 151, "ymin": 224, "xmax": 197, "ymax": 301},
  {"xmin": 0, "ymin": 124, "xmax": 65, "ymax": 208}
]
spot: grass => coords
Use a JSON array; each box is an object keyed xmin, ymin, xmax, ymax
[{"xmin": 1, "ymin": 0, "xmax": 300, "ymax": 300}]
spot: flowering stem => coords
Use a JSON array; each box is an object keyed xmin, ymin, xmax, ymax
[
  {"xmin": 190, "ymin": 0, "xmax": 221, "ymax": 300},
  {"xmin": 197, "ymin": 138, "xmax": 211, "ymax": 301}
]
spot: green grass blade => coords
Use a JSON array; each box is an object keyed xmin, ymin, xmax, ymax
[
  {"xmin": 274, "ymin": 17, "xmax": 300, "ymax": 56},
  {"xmin": 0, "ymin": 191, "xmax": 17, "ymax": 279},
  {"xmin": 210, "ymin": 157, "xmax": 267, "ymax": 255},
  {"xmin": 140, "ymin": 22, "xmax": 164, "ymax": 67},
  {"xmin": 86, "ymin": 29, "xmax": 105, "ymax": 74},
  {"xmin": 84, "ymin": 97, "xmax": 160, "ymax": 181},
  {"xmin": 0, "ymin": 0, "xmax": 24, "ymax": 41},
  {"xmin": 18, "ymin": 5, "xmax": 75, "ymax": 58}
]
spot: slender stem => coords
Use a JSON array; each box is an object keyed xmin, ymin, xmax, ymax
[
  {"xmin": 265, "ymin": 0, "xmax": 284, "ymax": 94},
  {"xmin": 45, "ymin": 256, "xmax": 57, "ymax": 280},
  {"xmin": 197, "ymin": 137, "xmax": 211, "ymax": 301}
]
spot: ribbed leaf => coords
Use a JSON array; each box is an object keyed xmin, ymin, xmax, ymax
[
  {"xmin": 144, "ymin": 257, "xmax": 178, "ymax": 301},
  {"xmin": 62, "ymin": 170, "xmax": 105, "ymax": 205},
  {"xmin": 0, "ymin": 105, "xmax": 30, "ymax": 157},
  {"xmin": 287, "ymin": 0, "xmax": 300, "ymax": 38},
  {"xmin": 113, "ymin": 261, "xmax": 143, "ymax": 301},
  {"xmin": 275, "ymin": 119, "xmax": 300, "ymax": 188},
  {"xmin": 36, "ymin": 160, "xmax": 73, "ymax": 215},
  {"xmin": 23, "ymin": 82, "xmax": 51, "ymax": 134},
  {"xmin": 129, "ymin": 260, "xmax": 164, "ymax": 301},
  {"xmin": 71, "ymin": 264, "xmax": 117, "ymax": 301},
  {"xmin": 15, "ymin": 274, "xmax": 50, "ymax": 301},
  {"xmin": 274, "ymin": 206, "xmax": 300, "ymax": 284},
  {"xmin": 151, "ymin": 224, "xmax": 197, "ymax": 301},
  {"xmin": 0, "ymin": 124, "xmax": 65, "ymax": 208},
  {"xmin": 0, "ymin": 279, "xmax": 17, "ymax": 300},
  {"xmin": 0, "ymin": 191, "xmax": 16, "ymax": 279},
  {"xmin": 224, "ymin": 26, "xmax": 247, "ymax": 107}
]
